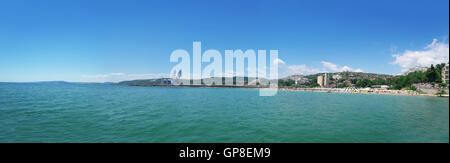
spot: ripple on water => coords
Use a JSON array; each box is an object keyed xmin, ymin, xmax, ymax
[{"xmin": 0, "ymin": 83, "xmax": 448, "ymax": 143}]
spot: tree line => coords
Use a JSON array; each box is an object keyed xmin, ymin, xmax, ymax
[{"xmin": 278, "ymin": 63, "xmax": 448, "ymax": 90}]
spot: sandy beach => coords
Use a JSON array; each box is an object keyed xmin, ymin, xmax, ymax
[{"xmin": 278, "ymin": 87, "xmax": 449, "ymax": 98}]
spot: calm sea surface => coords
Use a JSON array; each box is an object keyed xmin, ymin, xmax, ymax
[{"xmin": 0, "ymin": 83, "xmax": 448, "ymax": 143}]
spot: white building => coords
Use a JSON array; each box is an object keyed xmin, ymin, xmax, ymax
[
  {"xmin": 323, "ymin": 73, "xmax": 329, "ymax": 87},
  {"xmin": 371, "ymin": 85, "xmax": 390, "ymax": 90},
  {"xmin": 443, "ymin": 63, "xmax": 449, "ymax": 83},
  {"xmin": 332, "ymin": 74, "xmax": 342, "ymax": 80},
  {"xmin": 317, "ymin": 73, "xmax": 329, "ymax": 88}
]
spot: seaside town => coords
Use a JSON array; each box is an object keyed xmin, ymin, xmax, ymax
[
  {"xmin": 119, "ymin": 63, "xmax": 449, "ymax": 97},
  {"xmin": 279, "ymin": 63, "xmax": 449, "ymax": 97}
]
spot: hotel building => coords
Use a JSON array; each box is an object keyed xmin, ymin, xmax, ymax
[{"xmin": 443, "ymin": 63, "xmax": 449, "ymax": 83}]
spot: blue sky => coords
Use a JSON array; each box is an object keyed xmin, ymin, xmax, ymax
[{"xmin": 0, "ymin": 0, "xmax": 449, "ymax": 82}]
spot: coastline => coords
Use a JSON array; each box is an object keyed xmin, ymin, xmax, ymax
[
  {"xmin": 278, "ymin": 88, "xmax": 449, "ymax": 98},
  {"xmin": 122, "ymin": 84, "xmax": 449, "ymax": 98}
]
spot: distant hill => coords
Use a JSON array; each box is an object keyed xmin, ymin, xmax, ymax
[
  {"xmin": 4, "ymin": 81, "xmax": 116, "ymax": 85},
  {"xmin": 117, "ymin": 77, "xmax": 273, "ymax": 88},
  {"xmin": 118, "ymin": 78, "xmax": 173, "ymax": 86}
]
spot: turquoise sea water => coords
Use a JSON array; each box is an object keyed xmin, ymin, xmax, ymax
[{"xmin": 0, "ymin": 83, "xmax": 448, "ymax": 143}]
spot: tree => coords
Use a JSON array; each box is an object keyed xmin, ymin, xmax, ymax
[
  {"xmin": 426, "ymin": 64, "xmax": 440, "ymax": 83},
  {"xmin": 309, "ymin": 82, "xmax": 320, "ymax": 88},
  {"xmin": 373, "ymin": 78, "xmax": 387, "ymax": 85},
  {"xmin": 337, "ymin": 83, "xmax": 347, "ymax": 88},
  {"xmin": 278, "ymin": 79, "xmax": 295, "ymax": 87},
  {"xmin": 355, "ymin": 79, "xmax": 372, "ymax": 88}
]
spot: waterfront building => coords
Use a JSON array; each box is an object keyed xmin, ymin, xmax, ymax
[
  {"xmin": 323, "ymin": 73, "xmax": 329, "ymax": 88},
  {"xmin": 371, "ymin": 85, "xmax": 390, "ymax": 90},
  {"xmin": 443, "ymin": 63, "xmax": 449, "ymax": 83},
  {"xmin": 317, "ymin": 73, "xmax": 329, "ymax": 88},
  {"xmin": 295, "ymin": 78, "xmax": 309, "ymax": 85},
  {"xmin": 285, "ymin": 75, "xmax": 309, "ymax": 85},
  {"xmin": 317, "ymin": 75, "xmax": 324, "ymax": 87}
]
